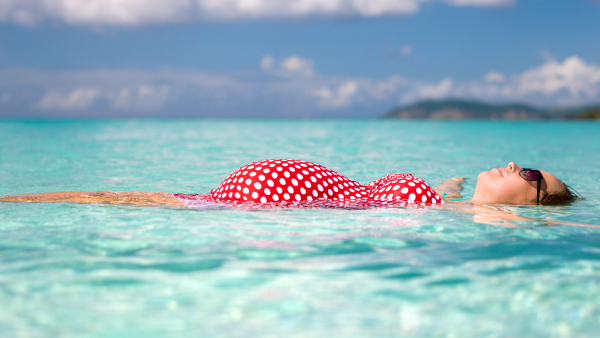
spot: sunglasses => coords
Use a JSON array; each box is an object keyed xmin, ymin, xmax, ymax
[{"xmin": 519, "ymin": 168, "xmax": 544, "ymax": 205}]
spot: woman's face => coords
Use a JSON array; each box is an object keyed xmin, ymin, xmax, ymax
[{"xmin": 472, "ymin": 162, "xmax": 562, "ymax": 204}]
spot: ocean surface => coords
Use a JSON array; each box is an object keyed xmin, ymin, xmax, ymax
[{"xmin": 1, "ymin": 119, "xmax": 600, "ymax": 337}]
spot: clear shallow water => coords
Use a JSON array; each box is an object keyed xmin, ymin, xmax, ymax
[{"xmin": 1, "ymin": 119, "xmax": 600, "ymax": 337}]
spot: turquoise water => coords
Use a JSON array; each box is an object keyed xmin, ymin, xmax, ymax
[{"xmin": 1, "ymin": 120, "xmax": 600, "ymax": 337}]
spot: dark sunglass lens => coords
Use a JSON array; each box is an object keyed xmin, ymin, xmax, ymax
[{"xmin": 520, "ymin": 169, "xmax": 541, "ymax": 181}]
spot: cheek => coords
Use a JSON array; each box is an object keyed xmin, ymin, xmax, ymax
[{"xmin": 475, "ymin": 172, "xmax": 495, "ymax": 195}]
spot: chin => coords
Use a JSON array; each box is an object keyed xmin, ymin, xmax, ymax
[{"xmin": 472, "ymin": 171, "xmax": 492, "ymax": 202}]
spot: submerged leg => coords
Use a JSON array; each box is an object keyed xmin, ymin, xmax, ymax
[{"xmin": 0, "ymin": 191, "xmax": 185, "ymax": 208}]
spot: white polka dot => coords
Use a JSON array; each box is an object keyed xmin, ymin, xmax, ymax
[
  {"xmin": 243, "ymin": 196, "xmax": 247, "ymax": 201},
  {"xmin": 401, "ymin": 187, "xmax": 409, "ymax": 194},
  {"xmin": 235, "ymin": 193, "xmax": 240, "ymax": 198},
  {"xmin": 228, "ymin": 192, "xmax": 233, "ymax": 198},
  {"xmin": 312, "ymin": 190, "xmax": 318, "ymax": 197},
  {"xmin": 338, "ymin": 194, "xmax": 344, "ymax": 199},
  {"xmin": 295, "ymin": 165, "xmax": 301, "ymax": 169},
  {"xmin": 300, "ymin": 188, "xmax": 306, "ymax": 194},
  {"xmin": 328, "ymin": 189, "xmax": 333, "ymax": 196},
  {"xmin": 387, "ymin": 194, "xmax": 394, "ymax": 200},
  {"xmin": 295, "ymin": 194, "xmax": 301, "ymax": 201},
  {"xmin": 284, "ymin": 193, "xmax": 290, "ymax": 200},
  {"xmin": 289, "ymin": 167, "xmax": 296, "ymax": 172},
  {"xmin": 247, "ymin": 166, "xmax": 254, "ymax": 169},
  {"xmin": 297, "ymin": 174, "xmax": 303, "ymax": 180},
  {"xmin": 243, "ymin": 187, "xmax": 249, "ymax": 194},
  {"xmin": 431, "ymin": 199, "xmax": 436, "ymax": 205},
  {"xmin": 259, "ymin": 175, "xmax": 265, "ymax": 181},
  {"xmin": 252, "ymin": 192, "xmax": 258, "ymax": 198},
  {"xmin": 344, "ymin": 191, "xmax": 349, "ymax": 195},
  {"xmin": 276, "ymin": 187, "xmax": 283, "ymax": 194},
  {"xmin": 271, "ymin": 172, "xmax": 278, "ymax": 179},
  {"xmin": 385, "ymin": 186, "xmax": 392, "ymax": 192},
  {"xmin": 305, "ymin": 181, "xmax": 311, "ymax": 188},
  {"xmin": 421, "ymin": 195, "xmax": 428, "ymax": 202},
  {"xmin": 238, "ymin": 178, "xmax": 243, "ymax": 183},
  {"xmin": 328, "ymin": 179, "xmax": 333, "ymax": 184},
  {"xmin": 310, "ymin": 176, "xmax": 317, "ymax": 183},
  {"xmin": 436, "ymin": 195, "xmax": 440, "ymax": 200},
  {"xmin": 374, "ymin": 195, "xmax": 380, "ymax": 200},
  {"xmin": 323, "ymin": 181, "xmax": 328, "ymax": 187},
  {"xmin": 291, "ymin": 179, "xmax": 298, "ymax": 186},
  {"xmin": 317, "ymin": 184, "xmax": 324, "ymax": 191},
  {"xmin": 316, "ymin": 173, "xmax": 322, "ymax": 179},
  {"xmin": 393, "ymin": 185, "xmax": 400, "ymax": 191},
  {"xmin": 242, "ymin": 171, "xmax": 248, "ymax": 175},
  {"xmin": 273, "ymin": 194, "xmax": 279, "ymax": 201},
  {"xmin": 302, "ymin": 170, "xmax": 309, "ymax": 175},
  {"xmin": 263, "ymin": 168, "xmax": 270, "ymax": 174},
  {"xmin": 279, "ymin": 178, "xmax": 286, "ymax": 185},
  {"xmin": 260, "ymin": 197, "xmax": 267, "ymax": 203},
  {"xmin": 421, "ymin": 184, "xmax": 427, "ymax": 189},
  {"xmin": 277, "ymin": 167, "xmax": 283, "ymax": 171},
  {"xmin": 282, "ymin": 163, "xmax": 288, "ymax": 167},
  {"xmin": 264, "ymin": 188, "xmax": 271, "ymax": 195},
  {"xmin": 416, "ymin": 188, "xmax": 422, "ymax": 194},
  {"xmin": 256, "ymin": 167, "xmax": 262, "ymax": 171},
  {"xmin": 408, "ymin": 193, "xmax": 416, "ymax": 201},
  {"xmin": 254, "ymin": 182, "xmax": 262, "ymax": 189},
  {"xmin": 427, "ymin": 191, "xmax": 431, "ymax": 197},
  {"xmin": 284, "ymin": 171, "xmax": 290, "ymax": 178},
  {"xmin": 399, "ymin": 180, "xmax": 406, "ymax": 183},
  {"xmin": 333, "ymin": 186, "xmax": 338, "ymax": 192},
  {"xmin": 307, "ymin": 196, "xmax": 313, "ymax": 201},
  {"xmin": 237, "ymin": 186, "xmax": 241, "ymax": 191},
  {"xmin": 408, "ymin": 182, "xmax": 415, "ymax": 187},
  {"xmin": 249, "ymin": 172, "xmax": 256, "ymax": 177}
]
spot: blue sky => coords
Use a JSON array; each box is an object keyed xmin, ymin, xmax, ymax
[{"xmin": 0, "ymin": 0, "xmax": 599, "ymax": 117}]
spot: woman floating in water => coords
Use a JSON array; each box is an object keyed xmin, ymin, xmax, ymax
[{"xmin": 0, "ymin": 159, "xmax": 583, "ymax": 226}]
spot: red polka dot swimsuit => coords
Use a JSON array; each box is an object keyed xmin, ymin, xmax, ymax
[{"xmin": 174, "ymin": 159, "xmax": 444, "ymax": 209}]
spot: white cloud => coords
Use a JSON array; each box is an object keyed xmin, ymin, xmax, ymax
[
  {"xmin": 445, "ymin": 0, "xmax": 513, "ymax": 6},
  {"xmin": 485, "ymin": 71, "xmax": 505, "ymax": 83},
  {"xmin": 398, "ymin": 56, "xmax": 600, "ymax": 107},
  {"xmin": 260, "ymin": 55, "xmax": 315, "ymax": 76},
  {"xmin": 260, "ymin": 55, "xmax": 274, "ymax": 70},
  {"xmin": 38, "ymin": 88, "xmax": 100, "ymax": 109},
  {"xmin": 280, "ymin": 55, "xmax": 314, "ymax": 75},
  {"xmin": 512, "ymin": 56, "xmax": 600, "ymax": 97},
  {"xmin": 0, "ymin": 0, "xmax": 516, "ymax": 26},
  {"xmin": 312, "ymin": 81, "xmax": 359, "ymax": 108},
  {"xmin": 2, "ymin": 55, "xmax": 600, "ymax": 117}
]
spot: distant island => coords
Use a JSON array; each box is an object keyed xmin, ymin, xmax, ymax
[{"xmin": 384, "ymin": 99, "xmax": 600, "ymax": 120}]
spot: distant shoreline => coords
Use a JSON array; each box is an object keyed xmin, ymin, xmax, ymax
[{"xmin": 385, "ymin": 99, "xmax": 600, "ymax": 120}]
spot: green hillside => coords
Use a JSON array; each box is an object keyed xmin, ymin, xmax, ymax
[{"xmin": 385, "ymin": 99, "xmax": 546, "ymax": 119}]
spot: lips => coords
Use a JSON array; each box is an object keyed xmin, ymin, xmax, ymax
[{"xmin": 496, "ymin": 168, "xmax": 504, "ymax": 177}]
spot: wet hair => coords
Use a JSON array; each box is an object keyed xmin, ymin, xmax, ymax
[{"xmin": 541, "ymin": 180, "xmax": 582, "ymax": 205}]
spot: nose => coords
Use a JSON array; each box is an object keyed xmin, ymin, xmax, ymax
[{"xmin": 507, "ymin": 162, "xmax": 518, "ymax": 172}]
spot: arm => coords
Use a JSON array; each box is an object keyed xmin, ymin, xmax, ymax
[
  {"xmin": 0, "ymin": 191, "xmax": 185, "ymax": 208},
  {"xmin": 434, "ymin": 177, "xmax": 467, "ymax": 201},
  {"xmin": 441, "ymin": 202, "xmax": 600, "ymax": 228}
]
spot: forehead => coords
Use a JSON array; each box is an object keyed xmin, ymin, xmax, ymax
[{"xmin": 540, "ymin": 170, "xmax": 562, "ymax": 194}]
